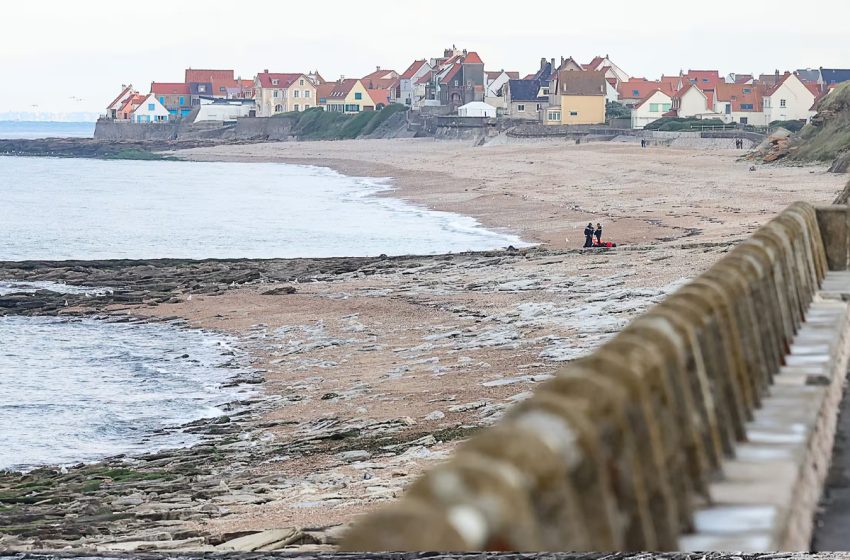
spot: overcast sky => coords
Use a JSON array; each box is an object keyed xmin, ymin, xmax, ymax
[{"xmin": 2, "ymin": 0, "xmax": 848, "ymax": 115}]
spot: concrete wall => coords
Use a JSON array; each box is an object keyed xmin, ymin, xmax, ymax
[{"xmin": 341, "ymin": 201, "xmax": 850, "ymax": 552}]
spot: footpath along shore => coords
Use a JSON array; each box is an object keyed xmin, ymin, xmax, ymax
[{"xmin": 0, "ymin": 140, "xmax": 846, "ymax": 553}]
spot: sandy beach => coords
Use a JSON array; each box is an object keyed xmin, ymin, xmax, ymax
[{"xmin": 2, "ymin": 139, "xmax": 846, "ymax": 552}]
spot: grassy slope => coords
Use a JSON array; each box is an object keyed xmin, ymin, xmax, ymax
[
  {"xmin": 275, "ymin": 104, "xmax": 408, "ymax": 141},
  {"xmin": 794, "ymin": 82, "xmax": 850, "ymax": 163}
]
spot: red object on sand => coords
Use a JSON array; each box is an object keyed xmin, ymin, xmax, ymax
[{"xmin": 593, "ymin": 240, "xmax": 617, "ymax": 248}]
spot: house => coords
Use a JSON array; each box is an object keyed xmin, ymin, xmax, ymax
[
  {"xmin": 425, "ymin": 49, "xmax": 486, "ymax": 110},
  {"xmin": 763, "ymin": 72, "xmax": 817, "ymax": 123},
  {"xmin": 322, "ymin": 79, "xmax": 375, "ymax": 113},
  {"xmin": 820, "ymin": 69, "xmax": 850, "ymax": 89},
  {"xmin": 554, "ymin": 70, "xmax": 606, "ymax": 125},
  {"xmin": 713, "ymin": 83, "xmax": 766, "ymax": 126},
  {"xmin": 362, "ymin": 67, "xmax": 399, "ymax": 103},
  {"xmin": 367, "ymin": 89, "xmax": 391, "ymax": 110},
  {"xmin": 617, "ymin": 78, "xmax": 675, "ymax": 107},
  {"xmin": 105, "ymin": 85, "xmax": 137, "ymax": 119},
  {"xmin": 669, "ymin": 83, "xmax": 715, "ymax": 119},
  {"xmin": 631, "ymin": 90, "xmax": 673, "ymax": 129},
  {"xmin": 399, "ymin": 60, "xmax": 432, "ymax": 108},
  {"xmin": 185, "ymin": 68, "xmax": 238, "ymax": 100},
  {"xmin": 117, "ymin": 93, "xmax": 147, "ymax": 120},
  {"xmin": 505, "ymin": 79, "xmax": 547, "ymax": 120},
  {"xmin": 682, "ymin": 70, "xmax": 723, "ymax": 91},
  {"xmin": 306, "ymin": 71, "xmax": 326, "ymax": 86},
  {"xmin": 484, "ymin": 70, "xmax": 519, "ymax": 110},
  {"xmin": 254, "ymin": 72, "xmax": 317, "ymax": 117},
  {"xmin": 150, "ymin": 82, "xmax": 191, "ymax": 118},
  {"xmin": 458, "ymin": 101, "xmax": 496, "ymax": 117},
  {"xmin": 582, "ymin": 55, "xmax": 630, "ymax": 83},
  {"xmin": 130, "ymin": 94, "xmax": 170, "ymax": 123},
  {"xmin": 194, "ymin": 97, "xmax": 255, "ymax": 123}
]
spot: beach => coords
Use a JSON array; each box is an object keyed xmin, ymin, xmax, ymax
[{"xmin": 1, "ymin": 139, "xmax": 846, "ymax": 552}]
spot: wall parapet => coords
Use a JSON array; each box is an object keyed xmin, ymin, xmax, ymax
[{"xmin": 340, "ymin": 202, "xmax": 850, "ymax": 552}]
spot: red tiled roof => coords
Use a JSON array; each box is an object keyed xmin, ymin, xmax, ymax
[
  {"xmin": 368, "ymin": 89, "xmax": 390, "ymax": 107},
  {"xmin": 401, "ymin": 60, "xmax": 428, "ymax": 79},
  {"xmin": 362, "ymin": 68, "xmax": 398, "ymax": 81},
  {"xmin": 107, "ymin": 85, "xmax": 135, "ymax": 110},
  {"xmin": 315, "ymin": 83, "xmax": 336, "ymax": 102},
  {"xmin": 150, "ymin": 82, "xmax": 189, "ymax": 95},
  {"xmin": 734, "ymin": 74, "xmax": 754, "ymax": 84},
  {"xmin": 583, "ymin": 56, "xmax": 605, "ymax": 71},
  {"xmin": 714, "ymin": 82, "xmax": 764, "ymax": 111},
  {"xmin": 507, "ymin": 71, "xmax": 520, "ymax": 79},
  {"xmin": 185, "ymin": 69, "xmax": 237, "ymax": 94},
  {"xmin": 120, "ymin": 93, "xmax": 147, "ymax": 114},
  {"xmin": 463, "ymin": 51, "xmax": 483, "ymax": 64},
  {"xmin": 804, "ymin": 82, "xmax": 821, "ymax": 96},
  {"xmin": 256, "ymin": 72, "xmax": 304, "ymax": 89},
  {"xmin": 660, "ymin": 75, "xmax": 680, "ymax": 91},
  {"xmin": 328, "ymin": 79, "xmax": 360, "ymax": 98},
  {"xmin": 415, "ymin": 72, "xmax": 432, "ymax": 85},
  {"xmin": 440, "ymin": 64, "xmax": 462, "ymax": 85},
  {"xmin": 618, "ymin": 78, "xmax": 675, "ymax": 100},
  {"xmin": 363, "ymin": 77, "xmax": 398, "ymax": 91},
  {"xmin": 683, "ymin": 70, "xmax": 722, "ymax": 89}
]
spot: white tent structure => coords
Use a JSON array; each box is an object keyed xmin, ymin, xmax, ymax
[{"xmin": 458, "ymin": 101, "xmax": 497, "ymax": 118}]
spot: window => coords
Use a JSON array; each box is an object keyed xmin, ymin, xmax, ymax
[
  {"xmin": 702, "ymin": 78, "xmax": 709, "ymax": 83},
  {"xmin": 741, "ymin": 103, "xmax": 754, "ymax": 110},
  {"xmin": 344, "ymin": 104, "xmax": 360, "ymax": 112},
  {"xmin": 148, "ymin": 103, "xmax": 155, "ymax": 111},
  {"xmin": 305, "ymin": 91, "xmax": 311, "ymax": 98},
  {"xmin": 517, "ymin": 104, "xmax": 525, "ymax": 112},
  {"xmin": 743, "ymin": 88, "xmax": 752, "ymax": 94},
  {"xmin": 305, "ymin": 104, "xmax": 310, "ymax": 109},
  {"xmin": 662, "ymin": 103, "xmax": 672, "ymax": 111},
  {"xmin": 179, "ymin": 97, "xmax": 184, "ymax": 105},
  {"xmin": 650, "ymin": 103, "xmax": 660, "ymax": 112},
  {"xmin": 740, "ymin": 117, "xmax": 749, "ymax": 125},
  {"xmin": 299, "ymin": 79, "xmax": 304, "ymax": 86},
  {"xmin": 547, "ymin": 111, "xmax": 561, "ymax": 121},
  {"xmin": 273, "ymin": 90, "xmax": 279, "ymax": 98},
  {"xmin": 219, "ymin": 86, "xmax": 225, "ymax": 93},
  {"xmin": 274, "ymin": 104, "xmax": 283, "ymax": 112},
  {"xmin": 780, "ymin": 99, "xmax": 786, "ymax": 107},
  {"xmin": 293, "ymin": 90, "xmax": 300, "ymax": 98},
  {"xmin": 272, "ymin": 79, "xmax": 279, "ymax": 86},
  {"xmin": 294, "ymin": 104, "xmax": 299, "ymax": 111},
  {"xmin": 159, "ymin": 96, "xmax": 165, "ymax": 104},
  {"xmin": 198, "ymin": 85, "xmax": 206, "ymax": 92},
  {"xmin": 454, "ymin": 80, "xmax": 458, "ymax": 86},
  {"xmin": 632, "ymin": 89, "xmax": 640, "ymax": 97},
  {"xmin": 536, "ymin": 104, "xmax": 542, "ymax": 111},
  {"xmin": 354, "ymin": 92, "xmax": 362, "ymax": 100},
  {"xmin": 570, "ymin": 111, "xmax": 578, "ymax": 116}
]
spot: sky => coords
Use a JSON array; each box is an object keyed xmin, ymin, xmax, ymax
[{"xmin": 1, "ymin": 0, "xmax": 849, "ymax": 116}]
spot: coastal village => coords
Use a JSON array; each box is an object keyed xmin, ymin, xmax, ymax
[{"xmin": 104, "ymin": 46, "xmax": 850, "ymax": 130}]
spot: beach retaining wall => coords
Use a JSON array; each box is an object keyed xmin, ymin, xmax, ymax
[{"xmin": 340, "ymin": 201, "xmax": 850, "ymax": 552}]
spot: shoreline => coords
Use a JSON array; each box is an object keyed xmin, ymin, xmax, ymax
[{"xmin": 2, "ymin": 139, "xmax": 847, "ymax": 553}]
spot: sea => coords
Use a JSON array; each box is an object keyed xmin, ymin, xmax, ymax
[{"xmin": 0, "ymin": 122, "xmax": 529, "ymax": 471}]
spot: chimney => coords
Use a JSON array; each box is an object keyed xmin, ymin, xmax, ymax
[
  {"xmin": 376, "ymin": 66, "xmax": 381, "ymax": 71},
  {"xmin": 540, "ymin": 57, "xmax": 546, "ymax": 70},
  {"xmin": 264, "ymin": 69, "xmax": 268, "ymax": 73},
  {"xmin": 561, "ymin": 56, "xmax": 565, "ymax": 65},
  {"xmin": 463, "ymin": 49, "xmax": 468, "ymax": 56}
]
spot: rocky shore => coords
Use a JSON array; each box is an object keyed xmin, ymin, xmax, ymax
[{"xmin": 0, "ymin": 243, "xmax": 729, "ymax": 553}]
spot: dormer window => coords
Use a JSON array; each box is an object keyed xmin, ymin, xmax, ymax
[{"xmin": 272, "ymin": 79, "xmax": 279, "ymax": 86}]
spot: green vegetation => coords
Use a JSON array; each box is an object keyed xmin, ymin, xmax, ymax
[
  {"xmin": 644, "ymin": 117, "xmax": 728, "ymax": 131},
  {"xmin": 769, "ymin": 119, "xmax": 806, "ymax": 133},
  {"xmin": 794, "ymin": 82, "xmax": 850, "ymax": 163},
  {"xmin": 605, "ymin": 100, "xmax": 631, "ymax": 120},
  {"xmin": 103, "ymin": 148, "xmax": 170, "ymax": 161},
  {"xmin": 274, "ymin": 104, "xmax": 408, "ymax": 140}
]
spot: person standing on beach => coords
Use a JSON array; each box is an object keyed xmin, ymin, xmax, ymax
[
  {"xmin": 583, "ymin": 223, "xmax": 594, "ymax": 248},
  {"xmin": 594, "ymin": 223, "xmax": 603, "ymax": 244}
]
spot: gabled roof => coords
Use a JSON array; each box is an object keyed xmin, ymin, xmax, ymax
[
  {"xmin": 107, "ymin": 85, "xmax": 135, "ymax": 110},
  {"xmin": 328, "ymin": 79, "xmax": 361, "ymax": 98},
  {"xmin": 508, "ymin": 79, "xmax": 545, "ymax": 102},
  {"xmin": 151, "ymin": 82, "xmax": 190, "ymax": 95},
  {"xmin": 463, "ymin": 51, "xmax": 483, "ymax": 64},
  {"xmin": 401, "ymin": 60, "xmax": 428, "ymax": 79},
  {"xmin": 583, "ymin": 56, "xmax": 605, "ymax": 71},
  {"xmin": 363, "ymin": 77, "xmax": 398, "ymax": 91},
  {"xmin": 316, "ymin": 83, "xmax": 336, "ymax": 102},
  {"xmin": 683, "ymin": 70, "xmax": 722, "ymax": 89},
  {"xmin": 185, "ymin": 69, "xmax": 237, "ymax": 94},
  {"xmin": 440, "ymin": 63, "xmax": 463, "ymax": 85},
  {"xmin": 362, "ymin": 68, "xmax": 399, "ymax": 81},
  {"xmin": 660, "ymin": 75, "xmax": 680, "ymax": 91},
  {"xmin": 714, "ymin": 82, "xmax": 764, "ymax": 111},
  {"xmin": 256, "ymin": 72, "xmax": 304, "ymax": 89},
  {"xmin": 634, "ymin": 89, "xmax": 673, "ymax": 109},
  {"xmin": 821, "ymin": 69, "xmax": 850, "ymax": 85},
  {"xmin": 119, "ymin": 93, "xmax": 147, "ymax": 114},
  {"xmin": 559, "ymin": 70, "xmax": 606, "ymax": 96},
  {"xmin": 368, "ymin": 89, "xmax": 390, "ymax": 107},
  {"xmin": 618, "ymin": 78, "xmax": 675, "ymax": 100},
  {"xmin": 733, "ymin": 74, "xmax": 754, "ymax": 84}
]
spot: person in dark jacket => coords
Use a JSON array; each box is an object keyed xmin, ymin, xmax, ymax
[
  {"xmin": 583, "ymin": 223, "xmax": 594, "ymax": 247},
  {"xmin": 594, "ymin": 223, "xmax": 603, "ymax": 244}
]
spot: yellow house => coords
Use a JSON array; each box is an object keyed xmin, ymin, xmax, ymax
[
  {"xmin": 254, "ymin": 72, "xmax": 317, "ymax": 117},
  {"xmin": 547, "ymin": 70, "xmax": 606, "ymax": 125},
  {"xmin": 321, "ymin": 79, "xmax": 376, "ymax": 113}
]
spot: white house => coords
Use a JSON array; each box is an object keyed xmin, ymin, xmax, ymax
[
  {"xmin": 763, "ymin": 73, "xmax": 818, "ymax": 124},
  {"xmin": 131, "ymin": 94, "xmax": 170, "ymax": 123},
  {"xmin": 484, "ymin": 70, "xmax": 516, "ymax": 110},
  {"xmin": 631, "ymin": 90, "xmax": 672, "ymax": 129},
  {"xmin": 194, "ymin": 98, "xmax": 255, "ymax": 123},
  {"xmin": 105, "ymin": 84, "xmax": 137, "ymax": 119},
  {"xmin": 398, "ymin": 60, "xmax": 432, "ymax": 108},
  {"xmin": 672, "ymin": 83, "xmax": 716, "ymax": 119},
  {"xmin": 458, "ymin": 101, "xmax": 497, "ymax": 117},
  {"xmin": 713, "ymin": 83, "xmax": 768, "ymax": 126}
]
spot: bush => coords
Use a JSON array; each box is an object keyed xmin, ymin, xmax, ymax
[
  {"xmin": 769, "ymin": 119, "xmax": 805, "ymax": 133},
  {"xmin": 276, "ymin": 105, "xmax": 407, "ymax": 140},
  {"xmin": 644, "ymin": 117, "xmax": 727, "ymax": 131},
  {"xmin": 605, "ymin": 100, "xmax": 631, "ymax": 120}
]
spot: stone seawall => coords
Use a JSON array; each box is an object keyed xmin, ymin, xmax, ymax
[{"xmin": 340, "ymin": 201, "xmax": 850, "ymax": 551}]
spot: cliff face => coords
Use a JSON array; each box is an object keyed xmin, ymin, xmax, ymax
[{"xmin": 794, "ymin": 82, "xmax": 850, "ymax": 172}]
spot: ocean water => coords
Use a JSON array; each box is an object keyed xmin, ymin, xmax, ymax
[
  {"xmin": 0, "ymin": 121, "xmax": 95, "ymax": 139},
  {"xmin": 0, "ymin": 315, "xmax": 253, "ymax": 471},
  {"xmin": 0, "ymin": 156, "xmax": 528, "ymax": 260}
]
